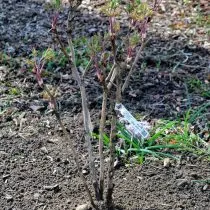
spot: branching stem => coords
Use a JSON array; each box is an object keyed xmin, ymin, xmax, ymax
[
  {"xmin": 52, "ymin": 10, "xmax": 100, "ymax": 200},
  {"xmin": 43, "ymin": 86, "xmax": 96, "ymax": 208},
  {"xmin": 122, "ymin": 38, "xmax": 150, "ymax": 92}
]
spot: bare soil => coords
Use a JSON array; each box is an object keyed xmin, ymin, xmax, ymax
[{"xmin": 0, "ymin": 0, "xmax": 210, "ymax": 210}]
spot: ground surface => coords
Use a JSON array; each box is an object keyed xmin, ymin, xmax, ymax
[{"xmin": 0, "ymin": 0, "xmax": 210, "ymax": 210}]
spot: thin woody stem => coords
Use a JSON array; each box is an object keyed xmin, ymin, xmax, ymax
[
  {"xmin": 52, "ymin": 11, "xmax": 100, "ymax": 200},
  {"xmin": 122, "ymin": 39, "xmax": 145, "ymax": 92},
  {"xmin": 106, "ymin": 65, "xmax": 121, "ymax": 209},
  {"xmin": 82, "ymin": 59, "xmax": 92, "ymax": 78},
  {"xmin": 106, "ymin": 18, "xmax": 121, "ymax": 207},
  {"xmin": 122, "ymin": 38, "xmax": 150, "ymax": 92},
  {"xmin": 107, "ymin": 17, "xmax": 118, "ymax": 90},
  {"xmin": 106, "ymin": 63, "xmax": 116, "ymax": 83},
  {"xmin": 98, "ymin": 87, "xmax": 108, "ymax": 200},
  {"xmin": 106, "ymin": 113, "xmax": 116, "ymax": 210},
  {"xmin": 55, "ymin": 112, "xmax": 96, "ymax": 208},
  {"xmin": 43, "ymin": 86, "xmax": 96, "ymax": 208},
  {"xmin": 53, "ymin": 29, "xmax": 70, "ymax": 61},
  {"xmin": 66, "ymin": 10, "xmax": 100, "ymax": 200},
  {"xmin": 98, "ymin": 17, "xmax": 118, "ymax": 199}
]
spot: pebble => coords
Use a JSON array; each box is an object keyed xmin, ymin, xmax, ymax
[
  {"xmin": 76, "ymin": 203, "xmax": 90, "ymax": 210},
  {"xmin": 3, "ymin": 174, "xmax": 10, "ymax": 180},
  {"xmin": 137, "ymin": 176, "xmax": 143, "ymax": 182},
  {"xmin": 88, "ymin": 27, "xmax": 97, "ymax": 35},
  {"xmin": 177, "ymin": 179, "xmax": 188, "ymax": 187},
  {"xmin": 43, "ymin": 184, "xmax": 59, "ymax": 191},
  {"xmin": 0, "ymin": 151, "xmax": 8, "ymax": 156},
  {"xmin": 82, "ymin": 169, "xmax": 89, "ymax": 175},
  {"xmin": 163, "ymin": 158, "xmax": 171, "ymax": 167},
  {"xmin": 33, "ymin": 193, "xmax": 40, "ymax": 200},
  {"xmin": 5, "ymin": 194, "xmax": 13, "ymax": 201},
  {"xmin": 203, "ymin": 184, "xmax": 208, "ymax": 191},
  {"xmin": 40, "ymin": 146, "xmax": 48, "ymax": 154},
  {"xmin": 7, "ymin": 46, "xmax": 15, "ymax": 54}
]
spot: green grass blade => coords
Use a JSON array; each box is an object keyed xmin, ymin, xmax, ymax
[
  {"xmin": 189, "ymin": 102, "xmax": 210, "ymax": 123},
  {"xmin": 154, "ymin": 152, "xmax": 179, "ymax": 160},
  {"xmin": 147, "ymin": 121, "xmax": 176, "ymax": 145},
  {"xmin": 146, "ymin": 144, "xmax": 181, "ymax": 150},
  {"xmin": 127, "ymin": 148, "xmax": 162, "ymax": 158}
]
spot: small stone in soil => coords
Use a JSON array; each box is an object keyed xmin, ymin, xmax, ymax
[
  {"xmin": 5, "ymin": 194, "xmax": 13, "ymax": 201},
  {"xmin": 163, "ymin": 158, "xmax": 171, "ymax": 167},
  {"xmin": 0, "ymin": 151, "xmax": 8, "ymax": 156},
  {"xmin": 203, "ymin": 184, "xmax": 208, "ymax": 191},
  {"xmin": 114, "ymin": 159, "xmax": 119, "ymax": 168},
  {"xmin": 177, "ymin": 179, "xmax": 189, "ymax": 188},
  {"xmin": 33, "ymin": 193, "xmax": 40, "ymax": 200},
  {"xmin": 40, "ymin": 147, "xmax": 48, "ymax": 154},
  {"xmin": 137, "ymin": 176, "xmax": 143, "ymax": 182},
  {"xmin": 82, "ymin": 169, "xmax": 89, "ymax": 175},
  {"xmin": 7, "ymin": 46, "xmax": 15, "ymax": 53},
  {"xmin": 47, "ymin": 138, "xmax": 59, "ymax": 144},
  {"xmin": 76, "ymin": 203, "xmax": 90, "ymax": 210},
  {"xmin": 46, "ymin": 156, "xmax": 53, "ymax": 162},
  {"xmin": 43, "ymin": 184, "xmax": 59, "ymax": 191},
  {"xmin": 3, "ymin": 174, "xmax": 10, "ymax": 180}
]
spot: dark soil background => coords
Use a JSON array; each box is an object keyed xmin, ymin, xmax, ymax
[{"xmin": 0, "ymin": 0, "xmax": 210, "ymax": 210}]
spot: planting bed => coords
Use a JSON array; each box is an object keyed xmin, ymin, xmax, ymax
[{"xmin": 0, "ymin": 0, "xmax": 210, "ymax": 209}]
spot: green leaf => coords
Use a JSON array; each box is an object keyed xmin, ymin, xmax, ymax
[
  {"xmin": 146, "ymin": 144, "xmax": 181, "ymax": 150},
  {"xmin": 147, "ymin": 121, "xmax": 176, "ymax": 146},
  {"xmin": 52, "ymin": 0, "xmax": 61, "ymax": 9},
  {"xmin": 189, "ymin": 102, "xmax": 210, "ymax": 123}
]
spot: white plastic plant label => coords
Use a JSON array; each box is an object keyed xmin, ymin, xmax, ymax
[{"xmin": 115, "ymin": 103, "xmax": 149, "ymax": 140}]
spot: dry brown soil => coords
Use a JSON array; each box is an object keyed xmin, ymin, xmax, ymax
[{"xmin": 0, "ymin": 0, "xmax": 210, "ymax": 209}]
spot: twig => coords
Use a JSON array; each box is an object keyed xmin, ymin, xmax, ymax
[
  {"xmin": 106, "ymin": 63, "xmax": 116, "ymax": 84},
  {"xmin": 82, "ymin": 59, "xmax": 92, "ymax": 78},
  {"xmin": 106, "ymin": 113, "xmax": 116, "ymax": 209},
  {"xmin": 104, "ymin": 27, "xmax": 120, "ymax": 204},
  {"xmin": 98, "ymin": 87, "xmax": 108, "ymax": 200},
  {"xmin": 43, "ymin": 86, "xmax": 96, "ymax": 208},
  {"xmin": 52, "ymin": 9, "xmax": 100, "ymax": 200},
  {"xmin": 53, "ymin": 29, "xmax": 70, "ymax": 64},
  {"xmin": 106, "ymin": 66, "xmax": 121, "ymax": 208},
  {"xmin": 106, "ymin": 39, "xmax": 122, "ymax": 208},
  {"xmin": 122, "ymin": 38, "xmax": 150, "ymax": 92},
  {"xmin": 66, "ymin": 12, "xmax": 100, "ymax": 200},
  {"xmin": 107, "ymin": 63, "xmax": 117, "ymax": 90}
]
